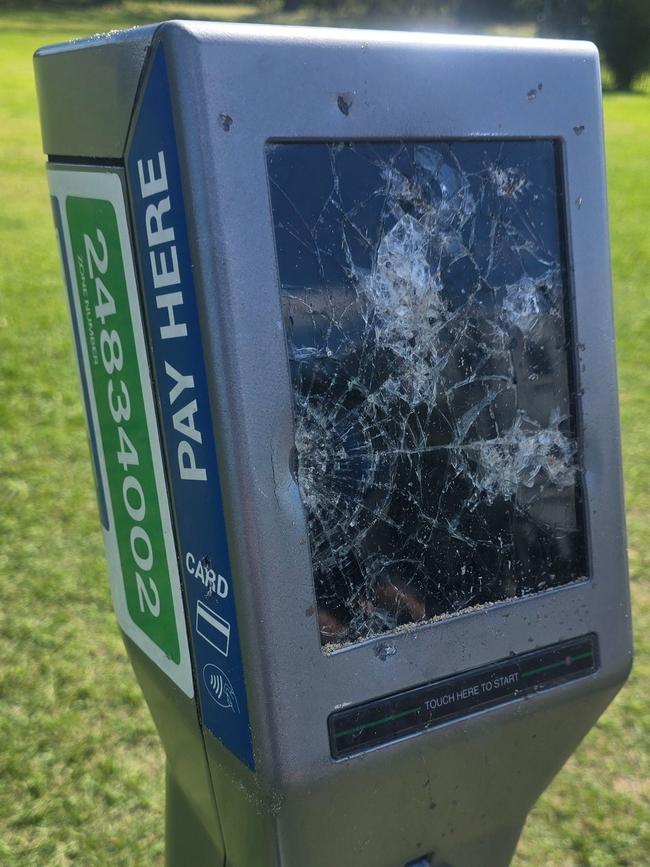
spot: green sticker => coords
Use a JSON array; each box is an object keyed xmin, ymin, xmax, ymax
[{"xmin": 66, "ymin": 196, "xmax": 180, "ymax": 662}]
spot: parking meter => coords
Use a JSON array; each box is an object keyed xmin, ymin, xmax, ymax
[{"xmin": 35, "ymin": 21, "xmax": 633, "ymax": 867}]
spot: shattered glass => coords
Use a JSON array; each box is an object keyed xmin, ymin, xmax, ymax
[{"xmin": 266, "ymin": 140, "xmax": 587, "ymax": 650}]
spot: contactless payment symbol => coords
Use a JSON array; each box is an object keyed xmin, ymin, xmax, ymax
[{"xmin": 203, "ymin": 664, "xmax": 240, "ymax": 714}]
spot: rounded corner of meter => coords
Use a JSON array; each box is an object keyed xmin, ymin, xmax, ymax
[{"xmin": 46, "ymin": 167, "xmax": 194, "ymax": 701}]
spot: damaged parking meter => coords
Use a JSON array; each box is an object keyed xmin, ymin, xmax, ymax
[{"xmin": 35, "ymin": 21, "xmax": 633, "ymax": 867}]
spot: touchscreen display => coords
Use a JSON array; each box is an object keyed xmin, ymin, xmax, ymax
[{"xmin": 267, "ymin": 140, "xmax": 587, "ymax": 649}]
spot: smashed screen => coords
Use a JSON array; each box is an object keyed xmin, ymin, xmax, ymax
[{"xmin": 266, "ymin": 140, "xmax": 587, "ymax": 650}]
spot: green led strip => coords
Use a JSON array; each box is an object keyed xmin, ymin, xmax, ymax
[
  {"xmin": 521, "ymin": 650, "xmax": 593, "ymax": 680},
  {"xmin": 335, "ymin": 647, "xmax": 595, "ymax": 743},
  {"xmin": 336, "ymin": 706, "xmax": 421, "ymax": 740}
]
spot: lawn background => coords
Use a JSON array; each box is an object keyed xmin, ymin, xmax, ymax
[{"xmin": 0, "ymin": 3, "xmax": 648, "ymax": 865}]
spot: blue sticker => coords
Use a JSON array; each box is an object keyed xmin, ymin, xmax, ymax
[{"xmin": 125, "ymin": 46, "xmax": 255, "ymax": 769}]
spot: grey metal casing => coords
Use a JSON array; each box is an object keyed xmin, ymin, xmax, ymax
[
  {"xmin": 35, "ymin": 26, "xmax": 156, "ymax": 159},
  {"xmin": 35, "ymin": 22, "xmax": 632, "ymax": 867}
]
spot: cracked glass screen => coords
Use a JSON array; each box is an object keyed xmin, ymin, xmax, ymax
[{"xmin": 266, "ymin": 140, "xmax": 587, "ymax": 650}]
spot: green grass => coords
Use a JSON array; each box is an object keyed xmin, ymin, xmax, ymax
[
  {"xmin": 514, "ymin": 92, "xmax": 650, "ymax": 867},
  {"xmin": 0, "ymin": 4, "xmax": 648, "ymax": 865}
]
